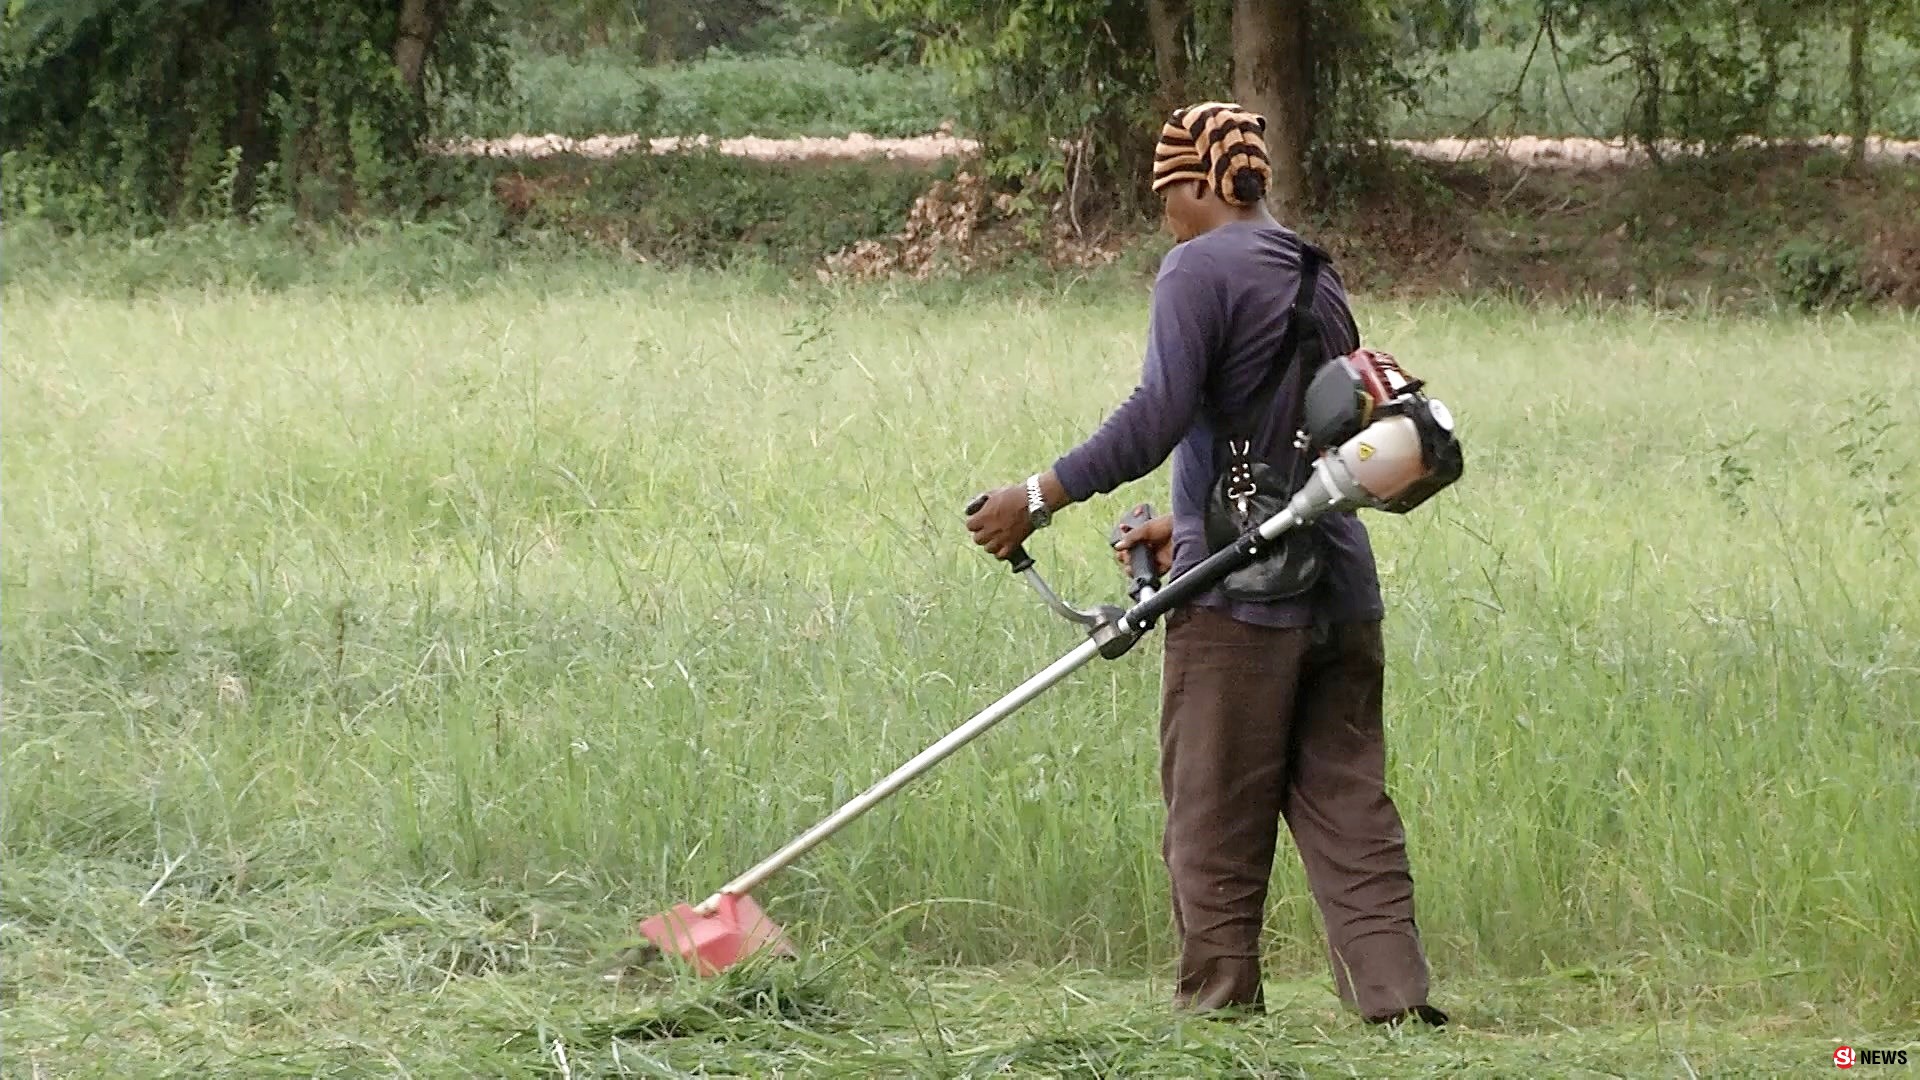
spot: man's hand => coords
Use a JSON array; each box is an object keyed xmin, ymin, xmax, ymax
[
  {"xmin": 965, "ymin": 483, "xmax": 1034, "ymax": 561},
  {"xmin": 1112, "ymin": 508, "xmax": 1175, "ymax": 576}
]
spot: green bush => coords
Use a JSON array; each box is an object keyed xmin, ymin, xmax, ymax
[
  {"xmin": 448, "ymin": 51, "xmax": 956, "ymax": 139},
  {"xmin": 651, "ymin": 54, "xmax": 955, "ymax": 138},
  {"xmin": 0, "ymin": 150, "xmax": 947, "ymax": 296},
  {"xmin": 0, "ymin": 148, "xmax": 134, "ymax": 232},
  {"xmin": 0, "ymin": 209, "xmax": 548, "ymax": 299},
  {"xmin": 1387, "ymin": 34, "xmax": 1920, "ymax": 141},
  {"xmin": 1775, "ymin": 236, "xmax": 1864, "ymax": 311},
  {"xmin": 1, "ymin": 0, "xmax": 514, "ymax": 223},
  {"xmin": 496, "ymin": 150, "xmax": 943, "ymax": 265},
  {"xmin": 463, "ymin": 54, "xmax": 668, "ymax": 137}
]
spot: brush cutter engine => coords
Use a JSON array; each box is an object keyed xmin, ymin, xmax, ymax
[{"xmin": 1299, "ymin": 347, "xmax": 1464, "ymax": 514}]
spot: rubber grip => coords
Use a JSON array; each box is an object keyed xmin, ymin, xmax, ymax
[
  {"xmin": 964, "ymin": 492, "xmax": 1034, "ymax": 573},
  {"xmin": 1111, "ymin": 503, "xmax": 1161, "ymax": 594}
]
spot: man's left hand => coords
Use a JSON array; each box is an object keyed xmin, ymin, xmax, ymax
[{"xmin": 965, "ymin": 483, "xmax": 1033, "ymax": 561}]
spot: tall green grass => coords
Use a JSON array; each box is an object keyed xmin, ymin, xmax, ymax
[
  {"xmin": 439, "ymin": 38, "xmax": 1920, "ymax": 143},
  {"xmin": 1392, "ymin": 36, "xmax": 1920, "ymax": 140},
  {"xmin": 4, "ymin": 264, "xmax": 1916, "ymax": 1040},
  {"xmin": 445, "ymin": 50, "xmax": 955, "ymax": 139}
]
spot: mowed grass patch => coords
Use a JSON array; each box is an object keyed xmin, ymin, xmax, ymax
[
  {"xmin": 4, "ymin": 268, "xmax": 1917, "ymax": 1071},
  {"xmin": 6, "ymin": 872, "xmax": 1902, "ymax": 1077}
]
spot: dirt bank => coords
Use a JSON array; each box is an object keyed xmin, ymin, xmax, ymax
[
  {"xmin": 442, "ymin": 130, "xmax": 1920, "ymax": 167},
  {"xmin": 441, "ymin": 130, "xmax": 979, "ymax": 164}
]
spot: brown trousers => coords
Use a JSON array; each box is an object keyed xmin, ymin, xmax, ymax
[{"xmin": 1157, "ymin": 606, "xmax": 1432, "ymax": 1019}]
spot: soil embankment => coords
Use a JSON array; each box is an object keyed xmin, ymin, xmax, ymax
[
  {"xmin": 450, "ymin": 129, "xmax": 1920, "ymax": 308},
  {"xmin": 443, "ymin": 130, "xmax": 1920, "ymax": 167}
]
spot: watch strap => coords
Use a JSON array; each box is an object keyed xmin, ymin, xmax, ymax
[{"xmin": 1025, "ymin": 474, "xmax": 1050, "ymax": 527}]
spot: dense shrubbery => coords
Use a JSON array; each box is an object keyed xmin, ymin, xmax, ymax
[
  {"xmin": 442, "ymin": 33, "xmax": 1920, "ymax": 148},
  {"xmin": 9, "ymin": 2, "xmax": 1917, "ymax": 239},
  {"xmin": 8, "ymin": 137, "xmax": 1915, "ymax": 315},
  {"xmin": 3, "ymin": 0, "xmax": 1917, "ymax": 314},
  {"xmin": 0, "ymin": 0, "xmax": 514, "ymax": 223},
  {"xmin": 496, "ymin": 150, "xmax": 943, "ymax": 264},
  {"xmin": 1390, "ymin": 33, "xmax": 1920, "ymax": 140},
  {"xmin": 448, "ymin": 51, "xmax": 955, "ymax": 138},
  {"xmin": 0, "ymin": 150, "xmax": 946, "ymax": 294}
]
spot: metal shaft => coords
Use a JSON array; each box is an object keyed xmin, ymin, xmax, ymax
[
  {"xmin": 698, "ymin": 636, "xmax": 1107, "ymax": 913},
  {"xmin": 1257, "ymin": 506, "xmax": 1306, "ymax": 542}
]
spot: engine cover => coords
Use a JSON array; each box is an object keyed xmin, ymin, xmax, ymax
[{"xmin": 1302, "ymin": 348, "xmax": 1464, "ymax": 514}]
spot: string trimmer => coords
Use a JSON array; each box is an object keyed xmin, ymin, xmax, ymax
[{"xmin": 635, "ymin": 348, "xmax": 1465, "ymax": 975}]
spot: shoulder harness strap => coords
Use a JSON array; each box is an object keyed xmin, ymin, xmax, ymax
[{"xmin": 1221, "ymin": 238, "xmax": 1330, "ymax": 451}]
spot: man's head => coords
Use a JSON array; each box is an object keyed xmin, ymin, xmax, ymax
[{"xmin": 1152, "ymin": 102, "xmax": 1274, "ymax": 242}]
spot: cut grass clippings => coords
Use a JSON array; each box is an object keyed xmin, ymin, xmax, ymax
[{"xmin": 5, "ymin": 870, "xmax": 1905, "ymax": 1075}]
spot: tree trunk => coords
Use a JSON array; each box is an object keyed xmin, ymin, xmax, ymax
[
  {"xmin": 1847, "ymin": 0, "xmax": 1871, "ymax": 167},
  {"xmin": 1149, "ymin": 0, "xmax": 1193, "ymax": 119},
  {"xmin": 650, "ymin": 0, "xmax": 681, "ymax": 65},
  {"xmin": 225, "ymin": 0, "xmax": 277, "ymax": 213},
  {"xmin": 1234, "ymin": 0, "xmax": 1312, "ymax": 216},
  {"xmin": 1099, "ymin": 3, "xmax": 1157, "ymax": 212},
  {"xmin": 1626, "ymin": 14, "xmax": 1663, "ymax": 164},
  {"xmin": 394, "ymin": 0, "xmax": 441, "ymax": 98}
]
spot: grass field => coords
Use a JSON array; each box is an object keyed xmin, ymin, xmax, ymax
[{"xmin": 4, "ymin": 256, "xmax": 1918, "ymax": 1075}]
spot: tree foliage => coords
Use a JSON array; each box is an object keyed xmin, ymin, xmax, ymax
[
  {"xmin": 854, "ymin": 0, "xmax": 1162, "ymax": 213},
  {"xmin": 1543, "ymin": 0, "xmax": 1817, "ymax": 156},
  {"xmin": 1, "ymin": 0, "xmax": 513, "ymax": 223},
  {"xmin": 844, "ymin": 0, "xmax": 1915, "ymax": 212},
  {"xmin": 851, "ymin": 0, "xmax": 1471, "ymax": 214},
  {"xmin": 494, "ymin": 0, "xmax": 786, "ymax": 60},
  {"xmin": 5, "ymin": 0, "xmax": 1914, "ymax": 230},
  {"xmin": 1512, "ymin": 0, "xmax": 1918, "ymax": 159}
]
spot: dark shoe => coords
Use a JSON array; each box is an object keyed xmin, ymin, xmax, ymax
[
  {"xmin": 1366, "ymin": 1004, "xmax": 1449, "ymax": 1028},
  {"xmin": 1172, "ymin": 957, "xmax": 1267, "ymax": 1020},
  {"xmin": 1180, "ymin": 999, "xmax": 1267, "ymax": 1023}
]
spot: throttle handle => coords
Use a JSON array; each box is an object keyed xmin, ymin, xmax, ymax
[
  {"xmin": 1110, "ymin": 503, "xmax": 1162, "ymax": 598},
  {"xmin": 964, "ymin": 492, "xmax": 1034, "ymax": 574}
]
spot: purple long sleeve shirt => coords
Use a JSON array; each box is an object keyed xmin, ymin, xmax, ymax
[{"xmin": 1051, "ymin": 221, "xmax": 1384, "ymax": 629}]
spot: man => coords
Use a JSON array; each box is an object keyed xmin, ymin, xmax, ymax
[{"xmin": 963, "ymin": 102, "xmax": 1446, "ymax": 1026}]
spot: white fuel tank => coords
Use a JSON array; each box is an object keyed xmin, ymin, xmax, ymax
[{"xmin": 1333, "ymin": 415, "xmax": 1427, "ymax": 503}]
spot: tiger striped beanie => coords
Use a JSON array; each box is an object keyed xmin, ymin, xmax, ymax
[{"xmin": 1151, "ymin": 101, "xmax": 1273, "ymax": 207}]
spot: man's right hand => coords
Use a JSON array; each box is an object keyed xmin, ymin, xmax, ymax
[{"xmin": 1112, "ymin": 508, "xmax": 1175, "ymax": 577}]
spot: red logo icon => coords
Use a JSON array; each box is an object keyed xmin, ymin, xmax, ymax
[{"xmin": 1836, "ymin": 1046, "xmax": 1855, "ymax": 1069}]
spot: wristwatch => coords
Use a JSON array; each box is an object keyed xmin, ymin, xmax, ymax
[{"xmin": 1025, "ymin": 474, "xmax": 1052, "ymax": 530}]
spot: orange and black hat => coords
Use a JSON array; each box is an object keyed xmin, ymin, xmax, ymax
[{"xmin": 1152, "ymin": 101, "xmax": 1273, "ymax": 206}]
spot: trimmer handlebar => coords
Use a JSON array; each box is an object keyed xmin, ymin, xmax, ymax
[
  {"xmin": 960, "ymin": 491, "xmax": 1165, "ymax": 659},
  {"xmin": 1109, "ymin": 503, "xmax": 1162, "ymax": 601},
  {"xmin": 963, "ymin": 492, "xmax": 1035, "ymax": 574},
  {"xmin": 961, "ymin": 492, "xmax": 1159, "ymax": 598}
]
